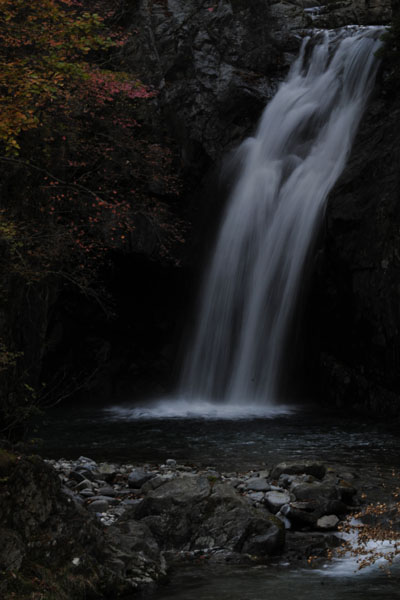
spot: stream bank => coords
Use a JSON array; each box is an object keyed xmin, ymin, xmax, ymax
[{"xmin": 3, "ymin": 407, "xmax": 400, "ymax": 598}]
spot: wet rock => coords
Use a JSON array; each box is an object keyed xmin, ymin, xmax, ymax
[
  {"xmin": 291, "ymin": 482, "xmax": 339, "ymax": 502},
  {"xmin": 90, "ymin": 495, "xmax": 119, "ymax": 506},
  {"xmin": 280, "ymin": 502, "xmax": 319, "ymax": 528},
  {"xmin": 79, "ymin": 489, "xmax": 95, "ymax": 498},
  {"xmin": 316, "ymin": 515, "xmax": 340, "ymax": 530},
  {"xmin": 241, "ymin": 516, "xmax": 285, "ymax": 556},
  {"xmin": 69, "ymin": 470, "xmax": 88, "ymax": 484},
  {"xmin": 0, "ymin": 528, "xmax": 25, "ymax": 571},
  {"xmin": 133, "ymin": 476, "xmax": 285, "ymax": 558},
  {"xmin": 128, "ymin": 468, "xmax": 155, "ymax": 489},
  {"xmin": 141, "ymin": 474, "xmax": 175, "ymax": 493},
  {"xmin": 75, "ymin": 479, "xmax": 94, "ymax": 491},
  {"xmin": 271, "ymin": 461, "xmax": 326, "ymax": 480},
  {"xmin": 337, "ymin": 479, "xmax": 357, "ymax": 503},
  {"xmin": 87, "ymin": 499, "xmax": 109, "ymax": 513},
  {"xmin": 285, "ymin": 531, "xmax": 342, "ymax": 565},
  {"xmin": 245, "ymin": 477, "xmax": 271, "ymax": 492},
  {"xmin": 248, "ymin": 491, "xmax": 265, "ymax": 503},
  {"xmin": 276, "ymin": 512, "xmax": 291, "ymax": 529},
  {"xmin": 97, "ymin": 486, "xmax": 117, "ymax": 497},
  {"xmin": 105, "ymin": 519, "xmax": 166, "ymax": 585},
  {"xmin": 265, "ymin": 490, "xmax": 291, "ymax": 513}
]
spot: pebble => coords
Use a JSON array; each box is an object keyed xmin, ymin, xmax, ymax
[
  {"xmin": 47, "ymin": 457, "xmax": 358, "ymax": 538},
  {"xmin": 87, "ymin": 499, "xmax": 109, "ymax": 513}
]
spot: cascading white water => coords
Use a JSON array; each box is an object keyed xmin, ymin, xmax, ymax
[{"xmin": 179, "ymin": 27, "xmax": 383, "ymax": 408}]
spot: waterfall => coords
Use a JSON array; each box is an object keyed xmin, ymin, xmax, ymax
[{"xmin": 179, "ymin": 28, "xmax": 383, "ymax": 407}]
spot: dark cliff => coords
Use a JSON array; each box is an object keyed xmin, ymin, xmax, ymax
[{"xmin": 314, "ymin": 76, "xmax": 400, "ymax": 414}]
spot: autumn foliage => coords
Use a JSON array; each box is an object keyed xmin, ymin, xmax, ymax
[
  {"xmin": 0, "ymin": 0, "xmax": 187, "ymax": 435},
  {"xmin": 0, "ymin": 0, "xmax": 185, "ymax": 280}
]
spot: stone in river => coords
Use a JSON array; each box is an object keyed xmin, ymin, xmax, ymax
[
  {"xmin": 128, "ymin": 469, "xmax": 155, "ymax": 489},
  {"xmin": 291, "ymin": 482, "xmax": 340, "ymax": 502},
  {"xmin": 245, "ymin": 477, "xmax": 271, "ymax": 492},
  {"xmin": 248, "ymin": 491, "xmax": 265, "ymax": 503},
  {"xmin": 264, "ymin": 490, "xmax": 291, "ymax": 513},
  {"xmin": 317, "ymin": 515, "xmax": 340, "ymax": 530},
  {"xmin": 87, "ymin": 499, "xmax": 109, "ymax": 513},
  {"xmin": 271, "ymin": 461, "xmax": 326, "ymax": 480}
]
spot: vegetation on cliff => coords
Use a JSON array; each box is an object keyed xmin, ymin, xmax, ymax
[{"xmin": 0, "ymin": 0, "xmax": 187, "ymax": 440}]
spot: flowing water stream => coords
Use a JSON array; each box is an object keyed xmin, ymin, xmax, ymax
[{"xmin": 179, "ymin": 27, "xmax": 383, "ymax": 409}]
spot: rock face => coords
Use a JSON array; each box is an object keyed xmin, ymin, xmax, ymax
[
  {"xmin": 0, "ymin": 454, "xmax": 166, "ymax": 599},
  {"xmin": 124, "ymin": 0, "xmax": 391, "ymax": 166},
  {"xmin": 314, "ymin": 84, "xmax": 400, "ymax": 414},
  {"xmin": 132, "ymin": 476, "xmax": 284, "ymax": 555},
  {"xmin": 125, "ymin": 0, "xmax": 288, "ymax": 164}
]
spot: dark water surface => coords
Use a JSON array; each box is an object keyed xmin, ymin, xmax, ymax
[
  {"xmin": 148, "ymin": 562, "xmax": 400, "ymax": 600},
  {"xmin": 37, "ymin": 404, "xmax": 400, "ymax": 473},
  {"xmin": 36, "ymin": 404, "xmax": 400, "ymax": 599}
]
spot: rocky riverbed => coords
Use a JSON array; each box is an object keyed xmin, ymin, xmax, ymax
[{"xmin": 0, "ymin": 449, "xmax": 366, "ymax": 599}]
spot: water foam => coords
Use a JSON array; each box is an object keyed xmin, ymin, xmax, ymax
[{"xmin": 104, "ymin": 398, "xmax": 294, "ymax": 421}]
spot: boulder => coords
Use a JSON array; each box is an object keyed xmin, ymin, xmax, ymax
[
  {"xmin": 87, "ymin": 499, "xmax": 109, "ymax": 513},
  {"xmin": 271, "ymin": 461, "xmax": 326, "ymax": 480},
  {"xmin": 132, "ymin": 475, "xmax": 285, "ymax": 557},
  {"xmin": 291, "ymin": 482, "xmax": 340, "ymax": 503},
  {"xmin": 128, "ymin": 468, "xmax": 155, "ymax": 489},
  {"xmin": 245, "ymin": 477, "xmax": 271, "ymax": 492},
  {"xmin": 264, "ymin": 490, "xmax": 291, "ymax": 513}
]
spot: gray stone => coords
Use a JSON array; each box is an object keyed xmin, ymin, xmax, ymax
[
  {"xmin": 317, "ymin": 515, "xmax": 340, "ymax": 530},
  {"xmin": 69, "ymin": 470, "xmax": 88, "ymax": 484},
  {"xmin": 271, "ymin": 461, "xmax": 326, "ymax": 480},
  {"xmin": 75, "ymin": 478, "xmax": 94, "ymax": 491},
  {"xmin": 337, "ymin": 480, "xmax": 357, "ymax": 502},
  {"xmin": 97, "ymin": 486, "xmax": 117, "ymax": 497},
  {"xmin": 128, "ymin": 468, "xmax": 155, "ymax": 489},
  {"xmin": 141, "ymin": 474, "xmax": 174, "ymax": 493},
  {"xmin": 280, "ymin": 502, "xmax": 319, "ymax": 528},
  {"xmin": 245, "ymin": 477, "xmax": 271, "ymax": 492},
  {"xmin": 248, "ymin": 491, "xmax": 265, "ymax": 503},
  {"xmin": 276, "ymin": 512, "xmax": 291, "ymax": 529},
  {"xmin": 0, "ymin": 528, "xmax": 24, "ymax": 571},
  {"xmin": 265, "ymin": 490, "xmax": 291, "ymax": 513},
  {"xmin": 241, "ymin": 516, "xmax": 285, "ymax": 556},
  {"xmin": 90, "ymin": 495, "xmax": 119, "ymax": 506},
  {"xmin": 87, "ymin": 499, "xmax": 109, "ymax": 513},
  {"xmin": 133, "ymin": 476, "xmax": 285, "ymax": 558},
  {"xmin": 79, "ymin": 489, "xmax": 95, "ymax": 498},
  {"xmin": 291, "ymin": 482, "xmax": 340, "ymax": 502}
]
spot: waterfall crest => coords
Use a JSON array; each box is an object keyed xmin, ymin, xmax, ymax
[{"xmin": 180, "ymin": 28, "xmax": 383, "ymax": 407}]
